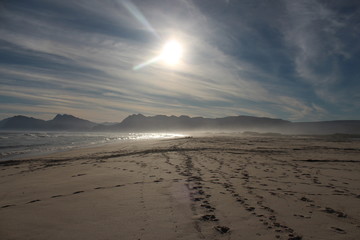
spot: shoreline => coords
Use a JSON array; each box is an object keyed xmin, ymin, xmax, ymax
[
  {"xmin": 0, "ymin": 132, "xmax": 190, "ymax": 162},
  {"xmin": 1, "ymin": 134, "xmax": 359, "ymax": 239}
]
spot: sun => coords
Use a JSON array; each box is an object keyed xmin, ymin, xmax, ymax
[
  {"xmin": 133, "ymin": 38, "xmax": 184, "ymax": 70},
  {"xmin": 161, "ymin": 39, "xmax": 183, "ymax": 65}
]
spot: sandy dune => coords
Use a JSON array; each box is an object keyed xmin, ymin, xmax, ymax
[{"xmin": 1, "ymin": 134, "xmax": 360, "ymax": 239}]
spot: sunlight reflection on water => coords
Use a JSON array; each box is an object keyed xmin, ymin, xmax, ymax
[
  {"xmin": 128, "ymin": 133, "xmax": 187, "ymax": 140},
  {"xmin": 0, "ymin": 132, "xmax": 188, "ymax": 161}
]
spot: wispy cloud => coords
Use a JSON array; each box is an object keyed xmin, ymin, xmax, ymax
[
  {"xmin": 0, "ymin": 0, "xmax": 359, "ymax": 122},
  {"xmin": 282, "ymin": 0, "xmax": 360, "ymax": 106}
]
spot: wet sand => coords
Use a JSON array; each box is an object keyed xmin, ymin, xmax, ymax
[{"xmin": 1, "ymin": 134, "xmax": 360, "ymax": 239}]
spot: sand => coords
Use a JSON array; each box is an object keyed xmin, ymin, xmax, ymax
[{"xmin": 0, "ymin": 134, "xmax": 360, "ymax": 240}]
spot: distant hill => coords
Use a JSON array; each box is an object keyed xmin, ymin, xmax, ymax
[
  {"xmin": 94, "ymin": 114, "xmax": 291, "ymax": 132},
  {"xmin": 0, "ymin": 114, "xmax": 96, "ymax": 131},
  {"xmin": 0, "ymin": 115, "xmax": 47, "ymax": 130},
  {"xmin": 47, "ymin": 114, "xmax": 97, "ymax": 130},
  {"xmin": 1, "ymin": 113, "xmax": 360, "ymax": 134}
]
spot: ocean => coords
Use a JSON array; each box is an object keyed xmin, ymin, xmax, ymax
[{"xmin": 0, "ymin": 131, "xmax": 186, "ymax": 161}]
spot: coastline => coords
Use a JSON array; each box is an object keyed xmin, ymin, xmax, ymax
[
  {"xmin": 0, "ymin": 131, "xmax": 189, "ymax": 161},
  {"xmin": 1, "ymin": 134, "xmax": 359, "ymax": 239}
]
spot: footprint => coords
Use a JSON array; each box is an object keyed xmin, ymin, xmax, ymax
[
  {"xmin": 246, "ymin": 206, "xmax": 255, "ymax": 211},
  {"xmin": 1, "ymin": 204, "xmax": 15, "ymax": 208},
  {"xmin": 288, "ymin": 235, "xmax": 303, "ymax": 239},
  {"xmin": 51, "ymin": 195, "xmax": 63, "ymax": 198},
  {"xmin": 203, "ymin": 206, "xmax": 216, "ymax": 212},
  {"xmin": 322, "ymin": 207, "xmax": 347, "ymax": 218},
  {"xmin": 71, "ymin": 173, "xmax": 86, "ymax": 177},
  {"xmin": 200, "ymin": 214, "xmax": 219, "ymax": 221},
  {"xmin": 192, "ymin": 197, "xmax": 204, "ymax": 202},
  {"xmin": 114, "ymin": 184, "xmax": 125, "ymax": 188},
  {"xmin": 73, "ymin": 191, "xmax": 84, "ymax": 194},
  {"xmin": 300, "ymin": 197, "xmax": 313, "ymax": 202},
  {"xmin": 330, "ymin": 227, "xmax": 346, "ymax": 234},
  {"xmin": 293, "ymin": 214, "xmax": 311, "ymax": 219},
  {"xmin": 214, "ymin": 225, "xmax": 230, "ymax": 234}
]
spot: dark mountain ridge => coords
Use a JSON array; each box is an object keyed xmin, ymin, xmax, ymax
[
  {"xmin": 0, "ymin": 114, "xmax": 96, "ymax": 131},
  {"xmin": 102, "ymin": 114, "xmax": 291, "ymax": 132},
  {"xmin": 0, "ymin": 115, "xmax": 46, "ymax": 130},
  {"xmin": 1, "ymin": 113, "xmax": 360, "ymax": 134},
  {"xmin": 47, "ymin": 114, "xmax": 97, "ymax": 130}
]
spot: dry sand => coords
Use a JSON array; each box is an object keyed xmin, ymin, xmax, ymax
[{"xmin": 0, "ymin": 134, "xmax": 360, "ymax": 240}]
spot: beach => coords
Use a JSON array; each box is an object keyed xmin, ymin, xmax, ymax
[{"xmin": 1, "ymin": 134, "xmax": 359, "ymax": 240}]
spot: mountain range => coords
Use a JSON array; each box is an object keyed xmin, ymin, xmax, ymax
[
  {"xmin": 1, "ymin": 113, "xmax": 360, "ymax": 135},
  {"xmin": 0, "ymin": 114, "xmax": 96, "ymax": 131}
]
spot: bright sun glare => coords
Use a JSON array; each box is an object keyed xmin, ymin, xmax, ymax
[
  {"xmin": 133, "ymin": 38, "xmax": 184, "ymax": 70},
  {"xmin": 161, "ymin": 40, "xmax": 183, "ymax": 65}
]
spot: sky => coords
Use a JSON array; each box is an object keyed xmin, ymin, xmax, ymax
[{"xmin": 0, "ymin": 0, "xmax": 359, "ymax": 122}]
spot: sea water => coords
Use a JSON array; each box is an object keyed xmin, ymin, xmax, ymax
[{"xmin": 0, "ymin": 132, "xmax": 186, "ymax": 161}]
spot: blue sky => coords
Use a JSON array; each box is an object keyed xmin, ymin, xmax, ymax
[{"xmin": 0, "ymin": 0, "xmax": 359, "ymax": 122}]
